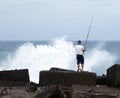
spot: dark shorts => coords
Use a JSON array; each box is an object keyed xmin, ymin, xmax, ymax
[{"xmin": 76, "ymin": 54, "xmax": 84, "ymax": 64}]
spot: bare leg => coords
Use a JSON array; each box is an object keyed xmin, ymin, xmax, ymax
[
  {"xmin": 81, "ymin": 64, "xmax": 84, "ymax": 72},
  {"xmin": 77, "ymin": 64, "xmax": 82, "ymax": 72},
  {"xmin": 77, "ymin": 64, "xmax": 79, "ymax": 72}
]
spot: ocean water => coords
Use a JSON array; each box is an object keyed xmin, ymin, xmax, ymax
[{"xmin": 0, "ymin": 38, "xmax": 120, "ymax": 83}]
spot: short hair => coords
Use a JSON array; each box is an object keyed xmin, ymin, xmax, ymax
[{"xmin": 78, "ymin": 40, "xmax": 81, "ymax": 44}]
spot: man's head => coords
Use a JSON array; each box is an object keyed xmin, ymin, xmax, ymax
[{"xmin": 78, "ymin": 40, "xmax": 81, "ymax": 45}]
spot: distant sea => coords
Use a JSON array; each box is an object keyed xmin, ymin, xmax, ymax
[{"xmin": 0, "ymin": 39, "xmax": 120, "ymax": 83}]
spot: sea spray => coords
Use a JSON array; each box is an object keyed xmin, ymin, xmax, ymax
[
  {"xmin": 0, "ymin": 38, "xmax": 76, "ymax": 83},
  {"xmin": 0, "ymin": 39, "xmax": 118, "ymax": 83},
  {"xmin": 85, "ymin": 42, "xmax": 117, "ymax": 75}
]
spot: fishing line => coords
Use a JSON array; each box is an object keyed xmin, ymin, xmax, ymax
[{"xmin": 84, "ymin": 14, "xmax": 94, "ymax": 48}]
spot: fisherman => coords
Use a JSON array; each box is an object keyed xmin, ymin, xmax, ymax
[{"xmin": 75, "ymin": 40, "xmax": 86, "ymax": 72}]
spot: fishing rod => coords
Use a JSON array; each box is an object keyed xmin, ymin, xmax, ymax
[{"xmin": 84, "ymin": 14, "xmax": 94, "ymax": 48}]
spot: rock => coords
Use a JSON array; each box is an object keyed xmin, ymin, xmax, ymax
[
  {"xmin": 107, "ymin": 64, "xmax": 120, "ymax": 87},
  {"xmin": 39, "ymin": 68, "xmax": 96, "ymax": 86},
  {"xmin": 35, "ymin": 86, "xmax": 66, "ymax": 98}
]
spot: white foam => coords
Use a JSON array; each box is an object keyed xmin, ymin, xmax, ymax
[
  {"xmin": 85, "ymin": 42, "xmax": 117, "ymax": 75},
  {"xmin": 0, "ymin": 39, "xmax": 117, "ymax": 83},
  {"xmin": 0, "ymin": 38, "xmax": 76, "ymax": 83}
]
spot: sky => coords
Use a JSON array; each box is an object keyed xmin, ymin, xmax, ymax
[{"xmin": 0, "ymin": 0, "xmax": 120, "ymax": 41}]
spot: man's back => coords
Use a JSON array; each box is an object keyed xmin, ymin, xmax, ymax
[{"xmin": 75, "ymin": 45, "xmax": 84, "ymax": 55}]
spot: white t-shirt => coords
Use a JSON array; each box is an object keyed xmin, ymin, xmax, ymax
[{"xmin": 75, "ymin": 45, "xmax": 84, "ymax": 55}]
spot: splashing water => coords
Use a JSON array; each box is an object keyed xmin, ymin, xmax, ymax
[
  {"xmin": 0, "ymin": 39, "xmax": 118, "ymax": 83},
  {"xmin": 85, "ymin": 42, "xmax": 117, "ymax": 76},
  {"xmin": 0, "ymin": 38, "xmax": 76, "ymax": 83}
]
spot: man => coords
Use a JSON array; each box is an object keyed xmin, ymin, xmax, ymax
[{"xmin": 75, "ymin": 40, "xmax": 86, "ymax": 72}]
